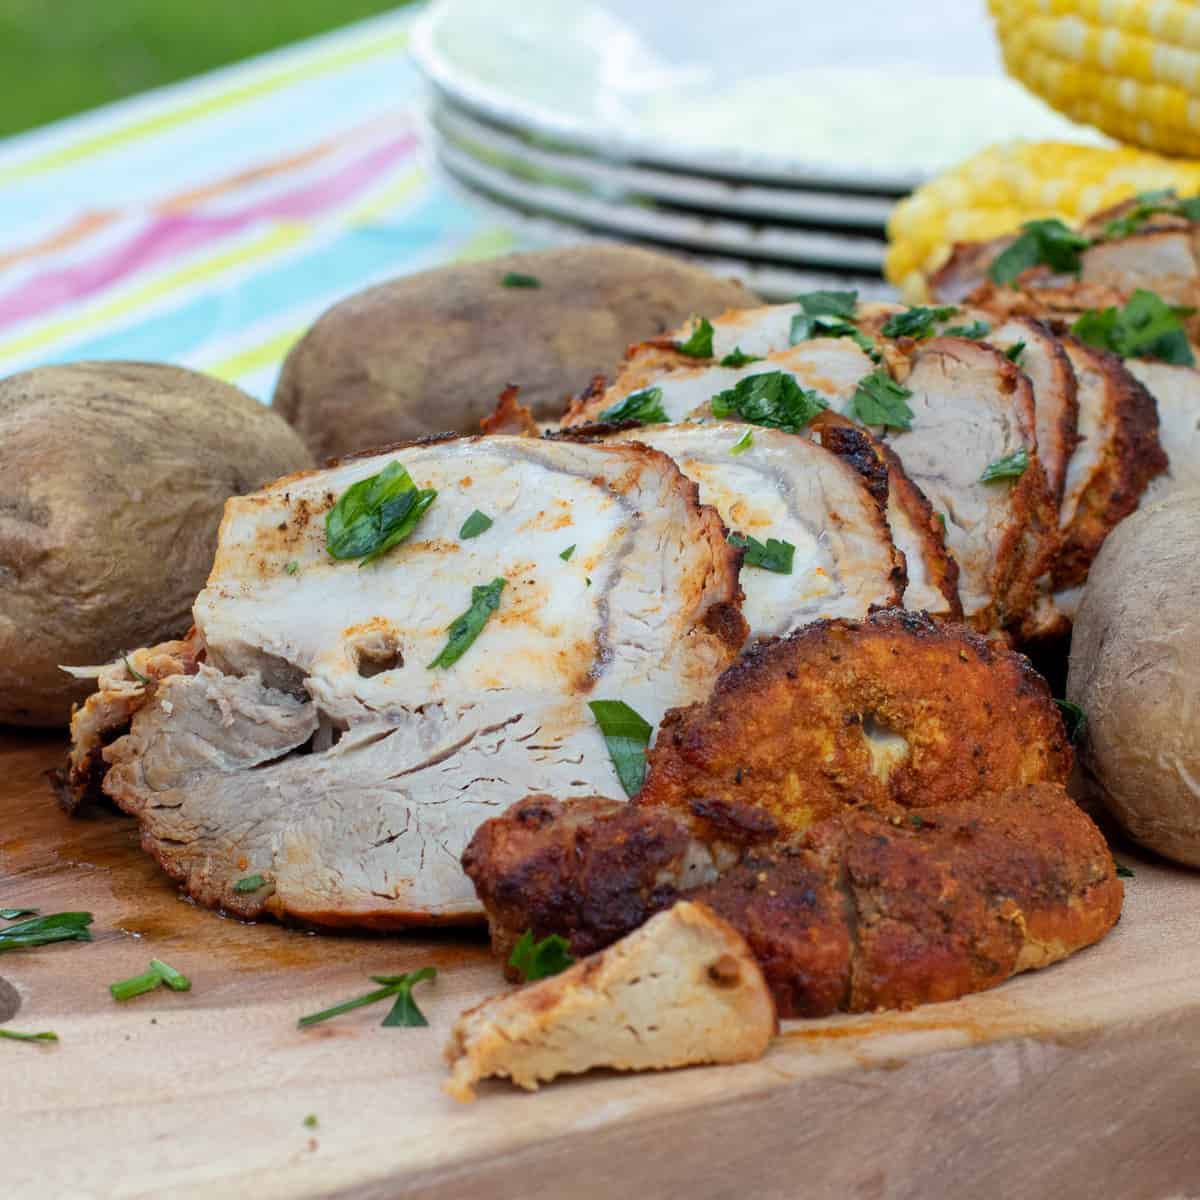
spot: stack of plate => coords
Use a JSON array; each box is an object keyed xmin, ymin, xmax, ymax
[{"xmin": 412, "ymin": 0, "xmax": 1108, "ymax": 299}]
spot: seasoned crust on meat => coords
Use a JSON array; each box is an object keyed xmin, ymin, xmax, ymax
[
  {"xmin": 443, "ymin": 901, "xmax": 776, "ymax": 1101},
  {"xmin": 479, "ymin": 384, "xmax": 539, "ymax": 437},
  {"xmin": 639, "ymin": 610, "xmax": 1072, "ymax": 840}
]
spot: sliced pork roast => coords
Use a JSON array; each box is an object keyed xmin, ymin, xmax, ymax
[
  {"xmin": 70, "ymin": 436, "xmax": 747, "ymax": 925},
  {"xmin": 1122, "ymin": 359, "xmax": 1200, "ymax": 505}
]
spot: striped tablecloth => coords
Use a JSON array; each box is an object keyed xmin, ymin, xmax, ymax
[{"xmin": 0, "ymin": 7, "xmax": 520, "ymax": 402}]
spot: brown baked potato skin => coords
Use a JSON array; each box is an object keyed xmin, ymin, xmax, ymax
[
  {"xmin": 272, "ymin": 244, "xmax": 756, "ymax": 460},
  {"xmin": 0, "ymin": 362, "xmax": 313, "ymax": 727}
]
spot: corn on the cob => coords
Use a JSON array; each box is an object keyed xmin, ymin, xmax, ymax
[
  {"xmin": 886, "ymin": 140, "xmax": 1200, "ymax": 300},
  {"xmin": 990, "ymin": 0, "xmax": 1200, "ymax": 158}
]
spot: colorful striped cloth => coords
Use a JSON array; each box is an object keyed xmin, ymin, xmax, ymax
[{"xmin": 0, "ymin": 8, "xmax": 521, "ymax": 402}]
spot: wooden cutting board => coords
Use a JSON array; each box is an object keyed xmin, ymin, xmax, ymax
[{"xmin": 2, "ymin": 729, "xmax": 1198, "ymax": 1200}]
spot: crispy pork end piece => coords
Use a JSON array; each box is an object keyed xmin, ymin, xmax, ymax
[
  {"xmin": 462, "ymin": 793, "xmax": 776, "ymax": 965},
  {"xmin": 479, "ymin": 384, "xmax": 539, "ymax": 436},
  {"xmin": 1053, "ymin": 337, "xmax": 1168, "ymax": 588},
  {"xmin": 443, "ymin": 900, "xmax": 777, "ymax": 1101},
  {"xmin": 639, "ymin": 609, "xmax": 1073, "ymax": 840},
  {"xmin": 1123, "ymin": 358, "xmax": 1200, "ymax": 504},
  {"xmin": 884, "ymin": 336, "xmax": 1059, "ymax": 629}
]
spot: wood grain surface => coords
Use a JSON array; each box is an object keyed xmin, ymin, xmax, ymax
[{"xmin": 2, "ymin": 730, "xmax": 1198, "ymax": 1200}]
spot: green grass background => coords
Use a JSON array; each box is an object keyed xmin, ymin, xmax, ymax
[{"xmin": 0, "ymin": 1, "xmax": 412, "ymax": 138}]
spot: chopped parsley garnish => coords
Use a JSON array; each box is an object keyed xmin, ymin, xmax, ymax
[
  {"xmin": 597, "ymin": 386, "xmax": 668, "ymax": 426},
  {"xmin": 0, "ymin": 908, "xmax": 38, "ymax": 920},
  {"xmin": 298, "ymin": 967, "xmax": 436, "ymax": 1029},
  {"xmin": 123, "ymin": 656, "xmax": 150, "ymax": 685},
  {"xmin": 501, "ymin": 271, "xmax": 540, "ymax": 288},
  {"xmin": 677, "ymin": 317, "xmax": 715, "ymax": 358},
  {"xmin": 233, "ymin": 874, "xmax": 268, "ymax": 894},
  {"xmin": 509, "ymin": 931, "xmax": 575, "ymax": 982},
  {"xmin": 304, "ymin": 1114, "xmax": 319, "ymax": 1129},
  {"xmin": 788, "ymin": 290, "xmax": 878, "ymax": 359},
  {"xmin": 1004, "ymin": 341, "xmax": 1026, "ymax": 364},
  {"xmin": 1115, "ymin": 863, "xmax": 1135, "ymax": 879},
  {"xmin": 943, "ymin": 319, "xmax": 991, "ymax": 340},
  {"xmin": 711, "ymin": 370, "xmax": 827, "ymax": 433},
  {"xmin": 719, "ymin": 347, "xmax": 763, "ymax": 367},
  {"xmin": 428, "ymin": 578, "xmax": 506, "ymax": 669},
  {"xmin": 559, "ymin": 544, "xmax": 576, "ymax": 561},
  {"xmin": 1054, "ymin": 698, "xmax": 1087, "ymax": 742},
  {"xmin": 988, "ymin": 218, "xmax": 1091, "ymax": 286},
  {"xmin": 792, "ymin": 289, "xmax": 858, "ymax": 319},
  {"xmin": 110, "ymin": 959, "xmax": 192, "ymax": 1002},
  {"xmin": 1072, "ymin": 289, "xmax": 1196, "ymax": 366},
  {"xmin": 0, "ymin": 1029, "xmax": 58, "ymax": 1043},
  {"xmin": 980, "ymin": 448, "xmax": 1030, "ymax": 483},
  {"xmin": 729, "ymin": 429, "xmax": 755, "ymax": 455},
  {"xmin": 936, "ymin": 512, "xmax": 947, "ymax": 531},
  {"xmin": 851, "ymin": 370, "xmax": 914, "ymax": 431},
  {"xmin": 458, "ymin": 509, "xmax": 493, "ymax": 540},
  {"xmin": 728, "ymin": 533, "xmax": 795, "ymax": 574},
  {"xmin": 588, "ymin": 699, "xmax": 653, "ymax": 797},
  {"xmin": 326, "ymin": 461, "xmax": 437, "ymax": 567},
  {"xmin": 881, "ymin": 305, "xmax": 959, "ymax": 340},
  {"xmin": 0, "ymin": 911, "xmax": 92, "ymax": 953},
  {"xmin": 284, "ymin": 560, "xmax": 300, "ymax": 576},
  {"xmin": 1102, "ymin": 189, "xmax": 1200, "ymax": 240}
]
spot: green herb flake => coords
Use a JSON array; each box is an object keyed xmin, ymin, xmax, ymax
[
  {"xmin": 1054, "ymin": 698, "xmax": 1088, "ymax": 742},
  {"xmin": 980, "ymin": 448, "xmax": 1030, "ymax": 483},
  {"xmin": 509, "ymin": 930, "xmax": 575, "ymax": 983},
  {"xmin": 123, "ymin": 656, "xmax": 150, "ymax": 685},
  {"xmin": 988, "ymin": 218, "xmax": 1091, "ymax": 286},
  {"xmin": 790, "ymin": 312, "xmax": 879, "ymax": 361},
  {"xmin": 1101, "ymin": 189, "xmax": 1200, "ymax": 240},
  {"xmin": 501, "ymin": 271, "xmax": 540, "ymax": 289},
  {"xmin": 793, "ymin": 289, "xmax": 858, "ymax": 320},
  {"xmin": 1071, "ymin": 289, "xmax": 1196, "ymax": 366},
  {"xmin": 677, "ymin": 317, "xmax": 715, "ymax": 358},
  {"xmin": 711, "ymin": 370, "xmax": 828, "ymax": 433},
  {"xmin": 0, "ymin": 911, "xmax": 92, "ymax": 954},
  {"xmin": 0, "ymin": 1029, "xmax": 58, "ymax": 1043},
  {"xmin": 304, "ymin": 1114, "xmax": 319, "ymax": 1129},
  {"xmin": 588, "ymin": 699, "xmax": 653, "ymax": 798},
  {"xmin": 326, "ymin": 461, "xmax": 437, "ymax": 567},
  {"xmin": 284, "ymin": 560, "xmax": 300, "ymax": 576},
  {"xmin": 233, "ymin": 874, "xmax": 267, "ymax": 894},
  {"xmin": 559, "ymin": 544, "xmax": 576, "ymax": 561},
  {"xmin": 110, "ymin": 958, "xmax": 192, "ymax": 1002},
  {"xmin": 881, "ymin": 305, "xmax": 959, "ymax": 340},
  {"xmin": 936, "ymin": 512, "xmax": 947, "ymax": 532},
  {"xmin": 0, "ymin": 908, "xmax": 38, "ymax": 920},
  {"xmin": 729, "ymin": 429, "xmax": 755, "ymax": 456},
  {"xmin": 943, "ymin": 319, "xmax": 991, "ymax": 340},
  {"xmin": 851, "ymin": 370, "xmax": 914, "ymax": 431},
  {"xmin": 298, "ymin": 967, "xmax": 436, "ymax": 1029},
  {"xmin": 728, "ymin": 533, "xmax": 795, "ymax": 574},
  {"xmin": 458, "ymin": 509, "xmax": 494, "ymax": 540},
  {"xmin": 1004, "ymin": 341, "xmax": 1026, "ymax": 364},
  {"xmin": 428, "ymin": 578, "xmax": 506, "ymax": 669},
  {"xmin": 719, "ymin": 347, "xmax": 763, "ymax": 367},
  {"xmin": 1115, "ymin": 863, "xmax": 1135, "ymax": 879},
  {"xmin": 597, "ymin": 385, "xmax": 669, "ymax": 426}
]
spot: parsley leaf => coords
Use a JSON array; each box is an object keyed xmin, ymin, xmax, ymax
[
  {"xmin": 711, "ymin": 370, "xmax": 827, "ymax": 432},
  {"xmin": 989, "ymin": 219, "xmax": 1091, "ymax": 286},
  {"xmin": 509, "ymin": 931, "xmax": 575, "ymax": 983},
  {"xmin": 719, "ymin": 347, "xmax": 763, "ymax": 367},
  {"xmin": 728, "ymin": 533, "xmax": 795, "ymax": 574},
  {"xmin": 588, "ymin": 699, "xmax": 653, "ymax": 797},
  {"xmin": 729, "ymin": 429, "xmax": 754, "ymax": 455},
  {"xmin": 1072, "ymin": 289, "xmax": 1196, "ymax": 365},
  {"xmin": 110, "ymin": 959, "xmax": 192, "ymax": 1002},
  {"xmin": 881, "ymin": 305, "xmax": 959, "ymax": 340},
  {"xmin": 304, "ymin": 1114, "xmax": 319, "ymax": 1129},
  {"xmin": 0, "ymin": 908, "xmax": 38, "ymax": 920},
  {"xmin": 1004, "ymin": 341, "xmax": 1026, "ymax": 364},
  {"xmin": 1102, "ymin": 189, "xmax": 1200, "ymax": 240},
  {"xmin": 284, "ymin": 560, "xmax": 300, "ymax": 576},
  {"xmin": 851, "ymin": 370, "xmax": 914, "ymax": 431},
  {"xmin": 298, "ymin": 968, "xmax": 437, "ymax": 1029},
  {"xmin": 1115, "ymin": 863, "xmax": 1135, "ymax": 879},
  {"xmin": 677, "ymin": 317, "xmax": 715, "ymax": 358},
  {"xmin": 980, "ymin": 448, "xmax": 1030, "ymax": 483},
  {"xmin": 123, "ymin": 655, "xmax": 150, "ymax": 685},
  {"xmin": 326, "ymin": 462, "xmax": 437, "ymax": 566},
  {"xmin": 559, "ymin": 544, "xmax": 575, "ymax": 561},
  {"xmin": 0, "ymin": 911, "xmax": 92, "ymax": 953},
  {"xmin": 458, "ymin": 509, "xmax": 493, "ymax": 540},
  {"xmin": 233, "ymin": 874, "xmax": 267, "ymax": 894},
  {"xmin": 943, "ymin": 319, "xmax": 991, "ymax": 340},
  {"xmin": 428, "ymin": 578, "xmax": 506, "ymax": 669},
  {"xmin": 0, "ymin": 1029, "xmax": 58, "ymax": 1043},
  {"xmin": 788, "ymin": 290, "xmax": 878, "ymax": 359},
  {"xmin": 501, "ymin": 272, "xmax": 540, "ymax": 288},
  {"xmin": 1054, "ymin": 698, "xmax": 1087, "ymax": 742},
  {"xmin": 793, "ymin": 289, "xmax": 858, "ymax": 319},
  {"xmin": 597, "ymin": 386, "xmax": 668, "ymax": 425}
]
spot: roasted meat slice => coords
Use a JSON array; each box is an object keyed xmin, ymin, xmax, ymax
[
  {"xmin": 77, "ymin": 436, "xmax": 747, "ymax": 925},
  {"xmin": 1122, "ymin": 359, "xmax": 1200, "ymax": 505}
]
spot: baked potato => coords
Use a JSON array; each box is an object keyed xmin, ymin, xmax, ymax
[
  {"xmin": 0, "ymin": 362, "xmax": 313, "ymax": 727},
  {"xmin": 272, "ymin": 244, "xmax": 756, "ymax": 460},
  {"xmin": 1067, "ymin": 488, "xmax": 1200, "ymax": 868}
]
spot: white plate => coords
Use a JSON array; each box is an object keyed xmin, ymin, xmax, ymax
[
  {"xmin": 433, "ymin": 100, "xmax": 896, "ymax": 229},
  {"xmin": 412, "ymin": 0, "xmax": 1110, "ymax": 192},
  {"xmin": 436, "ymin": 164, "xmax": 897, "ymax": 303},
  {"xmin": 432, "ymin": 131, "xmax": 887, "ymax": 271}
]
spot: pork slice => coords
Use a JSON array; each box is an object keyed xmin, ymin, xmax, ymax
[
  {"xmin": 97, "ymin": 436, "xmax": 747, "ymax": 924},
  {"xmin": 1079, "ymin": 227, "xmax": 1200, "ymax": 309},
  {"xmin": 1123, "ymin": 358, "xmax": 1200, "ymax": 505},
  {"xmin": 928, "ymin": 236, "xmax": 1016, "ymax": 304},
  {"xmin": 882, "ymin": 338, "xmax": 1059, "ymax": 629}
]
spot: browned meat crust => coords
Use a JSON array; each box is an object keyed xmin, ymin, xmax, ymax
[
  {"xmin": 639, "ymin": 610, "xmax": 1072, "ymax": 840},
  {"xmin": 479, "ymin": 384, "xmax": 539, "ymax": 436}
]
